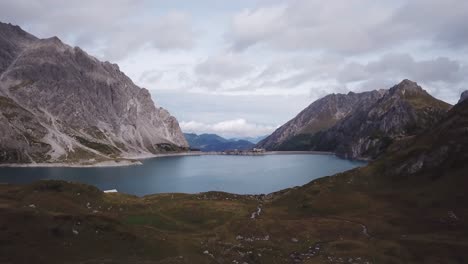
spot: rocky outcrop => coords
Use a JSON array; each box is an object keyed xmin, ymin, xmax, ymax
[
  {"xmin": 381, "ymin": 90, "xmax": 468, "ymax": 177},
  {"xmin": 0, "ymin": 22, "xmax": 188, "ymax": 164},
  {"xmin": 261, "ymin": 79, "xmax": 451, "ymax": 160},
  {"xmin": 459, "ymin": 90, "xmax": 468, "ymax": 104},
  {"xmin": 256, "ymin": 90, "xmax": 385, "ymax": 150}
]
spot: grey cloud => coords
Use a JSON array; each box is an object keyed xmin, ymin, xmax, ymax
[
  {"xmin": 336, "ymin": 63, "xmax": 368, "ymax": 83},
  {"xmin": 194, "ymin": 77, "xmax": 223, "ymax": 91},
  {"xmin": 192, "ymin": 53, "xmax": 254, "ymax": 91},
  {"xmin": 180, "ymin": 119, "xmax": 276, "ymax": 138},
  {"xmin": 354, "ymin": 78, "xmax": 397, "ymax": 93},
  {"xmin": 334, "ymin": 53, "xmax": 468, "ymax": 104},
  {"xmin": 227, "ymin": 1, "xmax": 396, "ymax": 53},
  {"xmin": 338, "ymin": 53, "xmax": 464, "ymax": 84},
  {"xmin": 228, "ymin": 5, "xmax": 286, "ymax": 51},
  {"xmin": 382, "ymin": 0, "xmax": 468, "ymax": 49},
  {"xmin": 146, "ymin": 12, "xmax": 195, "ymax": 51},
  {"xmin": 0, "ymin": 0, "xmax": 196, "ymax": 61},
  {"xmin": 150, "ymin": 90, "xmax": 313, "ymax": 127},
  {"xmin": 250, "ymin": 55, "xmax": 343, "ymax": 90},
  {"xmin": 227, "ymin": 0, "xmax": 468, "ymax": 54},
  {"xmin": 192, "ymin": 53, "xmax": 342, "ymax": 93},
  {"xmin": 139, "ymin": 70, "xmax": 165, "ymax": 84},
  {"xmin": 3, "ymin": 0, "xmax": 467, "ymax": 132},
  {"xmin": 255, "ymin": 63, "xmax": 289, "ymax": 80},
  {"xmin": 257, "ymin": 71, "xmax": 315, "ymax": 90},
  {"xmin": 195, "ymin": 53, "xmax": 253, "ymax": 79},
  {"xmin": 308, "ymin": 83, "xmax": 350, "ymax": 101}
]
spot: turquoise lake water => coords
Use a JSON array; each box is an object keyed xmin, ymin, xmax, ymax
[{"xmin": 0, "ymin": 154, "xmax": 366, "ymax": 196}]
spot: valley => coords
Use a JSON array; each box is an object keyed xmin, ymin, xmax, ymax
[
  {"xmin": 1, "ymin": 8, "xmax": 468, "ymax": 264},
  {"xmin": 1, "ymin": 85, "xmax": 468, "ymax": 263}
]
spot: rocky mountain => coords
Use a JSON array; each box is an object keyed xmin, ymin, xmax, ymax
[
  {"xmin": 184, "ymin": 133, "xmax": 254, "ymax": 151},
  {"xmin": 256, "ymin": 90, "xmax": 385, "ymax": 150},
  {"xmin": 300, "ymin": 80, "xmax": 451, "ymax": 159},
  {"xmin": 0, "ymin": 22, "xmax": 188, "ymax": 164},
  {"xmin": 260, "ymin": 80, "xmax": 451, "ymax": 160}
]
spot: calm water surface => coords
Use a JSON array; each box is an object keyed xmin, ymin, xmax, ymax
[{"xmin": 0, "ymin": 154, "xmax": 365, "ymax": 196}]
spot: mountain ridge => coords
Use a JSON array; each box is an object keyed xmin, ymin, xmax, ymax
[
  {"xmin": 0, "ymin": 22, "xmax": 188, "ymax": 164},
  {"xmin": 259, "ymin": 79, "xmax": 451, "ymax": 159},
  {"xmin": 256, "ymin": 90, "xmax": 386, "ymax": 150},
  {"xmin": 184, "ymin": 133, "xmax": 254, "ymax": 151}
]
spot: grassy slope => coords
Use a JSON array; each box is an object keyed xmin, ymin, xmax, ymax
[
  {"xmin": 1, "ymin": 165, "xmax": 467, "ymax": 264},
  {"xmin": 1, "ymin": 102, "xmax": 468, "ymax": 264}
]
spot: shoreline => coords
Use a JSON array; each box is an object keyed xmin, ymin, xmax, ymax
[
  {"xmin": 0, "ymin": 151, "xmax": 336, "ymax": 168},
  {"xmin": 0, "ymin": 159, "xmax": 142, "ymax": 168},
  {"xmin": 262, "ymin": 151, "xmax": 335, "ymax": 155},
  {"xmin": 122, "ymin": 150, "xmax": 336, "ymax": 160}
]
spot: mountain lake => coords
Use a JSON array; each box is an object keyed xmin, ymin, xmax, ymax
[{"xmin": 0, "ymin": 154, "xmax": 366, "ymax": 196}]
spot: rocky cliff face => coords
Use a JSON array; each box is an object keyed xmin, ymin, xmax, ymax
[
  {"xmin": 0, "ymin": 22, "xmax": 188, "ymax": 164},
  {"xmin": 256, "ymin": 90, "xmax": 385, "ymax": 150},
  {"xmin": 311, "ymin": 80, "xmax": 451, "ymax": 159},
  {"xmin": 261, "ymin": 79, "xmax": 451, "ymax": 160},
  {"xmin": 377, "ymin": 89, "xmax": 468, "ymax": 178}
]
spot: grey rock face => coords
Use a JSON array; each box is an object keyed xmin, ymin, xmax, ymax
[
  {"xmin": 257, "ymin": 90, "xmax": 385, "ymax": 150},
  {"xmin": 459, "ymin": 90, "xmax": 468, "ymax": 104},
  {"xmin": 0, "ymin": 22, "xmax": 188, "ymax": 163},
  {"xmin": 391, "ymin": 93, "xmax": 468, "ymax": 176},
  {"xmin": 261, "ymin": 79, "xmax": 451, "ymax": 160},
  {"xmin": 330, "ymin": 80, "xmax": 450, "ymax": 159}
]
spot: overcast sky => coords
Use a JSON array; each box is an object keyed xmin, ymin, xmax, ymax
[{"xmin": 2, "ymin": 0, "xmax": 468, "ymax": 137}]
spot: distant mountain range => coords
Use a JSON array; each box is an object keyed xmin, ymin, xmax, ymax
[
  {"xmin": 0, "ymin": 22, "xmax": 188, "ymax": 164},
  {"xmin": 184, "ymin": 133, "xmax": 255, "ymax": 151},
  {"xmin": 257, "ymin": 79, "xmax": 451, "ymax": 159}
]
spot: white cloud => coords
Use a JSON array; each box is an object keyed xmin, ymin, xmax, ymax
[{"xmin": 180, "ymin": 119, "xmax": 277, "ymax": 138}]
